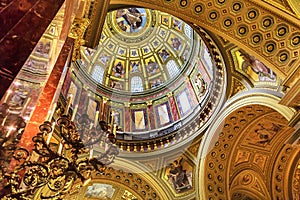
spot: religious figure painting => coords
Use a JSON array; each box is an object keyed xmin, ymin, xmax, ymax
[
  {"xmin": 172, "ymin": 18, "xmax": 183, "ymax": 31},
  {"xmin": 112, "ymin": 60, "xmax": 125, "ymax": 78},
  {"xmin": 110, "ymin": 80, "xmax": 123, "ymax": 90},
  {"xmin": 170, "ymin": 37, "xmax": 182, "ymax": 51},
  {"xmin": 165, "ymin": 157, "xmax": 193, "ymax": 193},
  {"xmin": 99, "ymin": 53, "xmax": 110, "ymax": 65},
  {"xmin": 238, "ymin": 49, "xmax": 277, "ymax": 82},
  {"xmin": 85, "ymin": 183, "xmax": 115, "ymax": 199},
  {"xmin": 245, "ymin": 121, "xmax": 282, "ymax": 147},
  {"xmin": 158, "ymin": 49, "xmax": 170, "ymax": 61},
  {"xmin": 150, "ymin": 78, "xmax": 163, "ymax": 89},
  {"xmin": 146, "ymin": 59, "xmax": 159, "ymax": 75},
  {"xmin": 116, "ymin": 8, "xmax": 147, "ymax": 33},
  {"xmin": 130, "ymin": 61, "xmax": 140, "ymax": 73},
  {"xmin": 181, "ymin": 48, "xmax": 190, "ymax": 62}
]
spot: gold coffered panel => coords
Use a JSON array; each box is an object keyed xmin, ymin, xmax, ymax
[{"xmin": 108, "ymin": 0, "xmax": 300, "ymax": 78}]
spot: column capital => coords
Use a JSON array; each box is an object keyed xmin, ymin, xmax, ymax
[
  {"xmin": 167, "ymin": 92, "xmax": 173, "ymax": 98},
  {"xmin": 146, "ymin": 101, "xmax": 153, "ymax": 106},
  {"xmin": 124, "ymin": 102, "xmax": 131, "ymax": 107}
]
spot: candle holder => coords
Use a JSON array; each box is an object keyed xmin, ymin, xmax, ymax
[{"xmin": 0, "ymin": 104, "xmax": 119, "ymax": 199}]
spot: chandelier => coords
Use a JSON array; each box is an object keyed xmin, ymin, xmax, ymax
[{"xmin": 0, "ymin": 101, "xmax": 119, "ymax": 200}]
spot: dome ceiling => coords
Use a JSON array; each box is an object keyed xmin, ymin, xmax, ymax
[
  {"xmin": 80, "ymin": 7, "xmax": 194, "ymax": 93},
  {"xmin": 66, "ymin": 7, "xmax": 226, "ymax": 151}
]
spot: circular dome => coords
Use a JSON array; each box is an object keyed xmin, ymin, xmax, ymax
[
  {"xmin": 70, "ymin": 7, "xmax": 226, "ymax": 152},
  {"xmin": 80, "ymin": 7, "xmax": 194, "ymax": 93}
]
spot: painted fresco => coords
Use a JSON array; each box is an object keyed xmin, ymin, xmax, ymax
[
  {"xmin": 149, "ymin": 77, "xmax": 164, "ymax": 89},
  {"xmin": 110, "ymin": 80, "xmax": 124, "ymax": 90},
  {"xmin": 85, "ymin": 183, "xmax": 115, "ymax": 199},
  {"xmin": 146, "ymin": 58, "xmax": 160, "ymax": 76},
  {"xmin": 169, "ymin": 35, "xmax": 182, "ymax": 51},
  {"xmin": 130, "ymin": 60, "xmax": 141, "ymax": 73},
  {"xmin": 245, "ymin": 121, "xmax": 282, "ymax": 147},
  {"xmin": 165, "ymin": 157, "xmax": 193, "ymax": 193},
  {"xmin": 236, "ymin": 49, "xmax": 277, "ymax": 82},
  {"xmin": 87, "ymin": 8, "xmax": 196, "ymax": 92},
  {"xmin": 115, "ymin": 8, "xmax": 147, "ymax": 33},
  {"xmin": 112, "ymin": 60, "xmax": 125, "ymax": 78}
]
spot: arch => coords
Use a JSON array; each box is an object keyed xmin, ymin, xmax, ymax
[
  {"xmin": 109, "ymin": 0, "xmax": 300, "ymax": 78},
  {"xmin": 196, "ymin": 92, "xmax": 295, "ymax": 199},
  {"xmin": 166, "ymin": 60, "xmax": 180, "ymax": 78},
  {"xmin": 230, "ymin": 170, "xmax": 272, "ymax": 200},
  {"xmin": 130, "ymin": 76, "xmax": 143, "ymax": 92},
  {"xmin": 184, "ymin": 23, "xmax": 193, "ymax": 39},
  {"xmin": 91, "ymin": 65, "xmax": 105, "ymax": 83}
]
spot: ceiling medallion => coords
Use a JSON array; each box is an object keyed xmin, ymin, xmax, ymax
[{"xmin": 112, "ymin": 8, "xmax": 152, "ymax": 38}]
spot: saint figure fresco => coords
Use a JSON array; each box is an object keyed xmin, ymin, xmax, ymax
[
  {"xmin": 166, "ymin": 157, "xmax": 192, "ymax": 193},
  {"xmin": 116, "ymin": 8, "xmax": 146, "ymax": 33},
  {"xmin": 239, "ymin": 49, "xmax": 276, "ymax": 82}
]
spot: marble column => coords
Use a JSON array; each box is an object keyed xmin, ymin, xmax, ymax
[
  {"xmin": 124, "ymin": 102, "xmax": 131, "ymax": 132},
  {"xmin": 147, "ymin": 101, "xmax": 156, "ymax": 130},
  {"xmin": 167, "ymin": 92, "xmax": 179, "ymax": 121},
  {"xmin": 18, "ymin": 37, "xmax": 74, "ymax": 151},
  {"xmin": 0, "ymin": 0, "xmax": 65, "ymax": 99}
]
